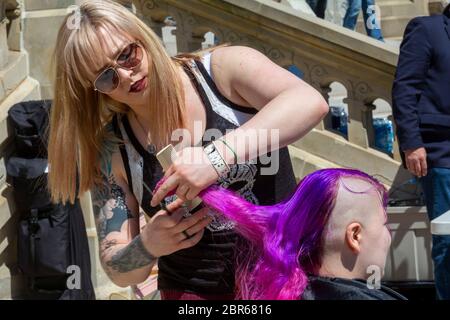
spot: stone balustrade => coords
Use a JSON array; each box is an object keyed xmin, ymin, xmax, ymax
[
  {"xmin": 6, "ymin": 0, "xmax": 21, "ymax": 52},
  {"xmin": 134, "ymin": 0, "xmax": 402, "ymax": 167},
  {"xmin": 0, "ymin": 1, "xmax": 6, "ymax": 21}
]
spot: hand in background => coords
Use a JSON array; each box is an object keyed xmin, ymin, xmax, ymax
[{"xmin": 404, "ymin": 147, "xmax": 427, "ymax": 177}]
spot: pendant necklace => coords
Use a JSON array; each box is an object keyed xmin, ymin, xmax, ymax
[{"xmin": 132, "ymin": 112, "xmax": 156, "ymax": 155}]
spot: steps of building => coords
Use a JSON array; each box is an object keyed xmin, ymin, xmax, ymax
[
  {"xmin": 293, "ymin": 128, "xmax": 401, "ymax": 185},
  {"xmin": 0, "ymin": 76, "xmax": 41, "ymax": 143},
  {"xmin": 0, "ymin": 51, "xmax": 29, "ymax": 104},
  {"xmin": 289, "ymin": 145, "xmax": 340, "ymax": 182},
  {"xmin": 356, "ymin": 14, "xmax": 413, "ymax": 38},
  {"xmin": 378, "ymin": 1, "xmax": 422, "ymax": 17}
]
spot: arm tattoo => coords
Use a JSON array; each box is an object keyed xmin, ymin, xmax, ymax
[
  {"xmin": 92, "ymin": 155, "xmax": 134, "ymax": 243},
  {"xmin": 106, "ymin": 235, "xmax": 156, "ymax": 273},
  {"xmin": 92, "ymin": 137, "xmax": 154, "ymax": 275}
]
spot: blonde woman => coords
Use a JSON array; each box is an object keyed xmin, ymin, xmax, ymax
[{"xmin": 48, "ymin": 0, "xmax": 328, "ymax": 300}]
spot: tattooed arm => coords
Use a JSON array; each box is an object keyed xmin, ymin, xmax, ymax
[
  {"xmin": 92, "ymin": 150, "xmax": 156, "ymax": 287},
  {"xmin": 92, "ymin": 137, "xmax": 214, "ymax": 287}
]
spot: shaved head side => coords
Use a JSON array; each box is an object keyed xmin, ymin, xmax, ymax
[
  {"xmin": 322, "ymin": 177, "xmax": 385, "ymax": 251},
  {"xmin": 318, "ymin": 175, "xmax": 391, "ymax": 280}
]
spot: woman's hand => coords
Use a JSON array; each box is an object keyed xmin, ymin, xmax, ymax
[
  {"xmin": 150, "ymin": 146, "xmax": 219, "ymax": 206},
  {"xmin": 141, "ymin": 198, "xmax": 213, "ymax": 257}
]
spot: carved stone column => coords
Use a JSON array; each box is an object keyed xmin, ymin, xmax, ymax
[
  {"xmin": 170, "ymin": 10, "xmax": 204, "ymax": 53},
  {"xmin": 302, "ymin": 62, "xmax": 332, "ymax": 132},
  {"xmin": 345, "ymin": 81, "xmax": 376, "ymax": 149},
  {"xmin": 317, "ymin": 84, "xmax": 332, "ymax": 131},
  {"xmin": 0, "ymin": 1, "xmax": 6, "ymax": 21},
  {"xmin": 134, "ymin": 0, "xmax": 168, "ymax": 40},
  {"xmin": 6, "ymin": 0, "xmax": 21, "ymax": 52}
]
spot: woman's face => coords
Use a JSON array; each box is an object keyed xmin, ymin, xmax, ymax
[{"xmin": 92, "ymin": 28, "xmax": 150, "ymax": 108}]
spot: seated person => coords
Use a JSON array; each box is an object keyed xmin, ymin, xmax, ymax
[{"xmin": 191, "ymin": 168, "xmax": 407, "ymax": 300}]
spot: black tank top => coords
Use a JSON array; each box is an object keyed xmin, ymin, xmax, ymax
[{"xmin": 111, "ymin": 55, "xmax": 297, "ymax": 294}]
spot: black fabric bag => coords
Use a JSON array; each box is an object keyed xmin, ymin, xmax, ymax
[{"xmin": 6, "ymin": 100, "xmax": 95, "ymax": 300}]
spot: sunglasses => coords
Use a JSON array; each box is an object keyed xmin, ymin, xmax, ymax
[{"xmin": 93, "ymin": 41, "xmax": 144, "ymax": 93}]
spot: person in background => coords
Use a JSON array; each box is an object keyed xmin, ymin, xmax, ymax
[
  {"xmin": 325, "ymin": 0, "xmax": 384, "ymax": 41},
  {"xmin": 343, "ymin": 0, "xmax": 384, "ymax": 41},
  {"xmin": 306, "ymin": 0, "xmax": 328, "ymax": 18},
  {"xmin": 392, "ymin": 5, "xmax": 450, "ymax": 300}
]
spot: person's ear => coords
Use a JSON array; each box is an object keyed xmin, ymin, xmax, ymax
[{"xmin": 345, "ymin": 222, "xmax": 362, "ymax": 254}]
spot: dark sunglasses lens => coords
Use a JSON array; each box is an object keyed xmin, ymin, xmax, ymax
[
  {"xmin": 117, "ymin": 43, "xmax": 143, "ymax": 69},
  {"xmin": 95, "ymin": 68, "xmax": 119, "ymax": 93}
]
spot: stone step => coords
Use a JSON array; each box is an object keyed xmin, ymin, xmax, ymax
[
  {"xmin": 385, "ymin": 36, "xmax": 403, "ymax": 48},
  {"xmin": 0, "ymin": 51, "xmax": 29, "ymax": 105},
  {"xmin": 356, "ymin": 15, "xmax": 412, "ymax": 38},
  {"xmin": 0, "ymin": 77, "xmax": 41, "ymax": 144},
  {"xmin": 378, "ymin": 1, "xmax": 421, "ymax": 17},
  {"xmin": 293, "ymin": 128, "xmax": 406, "ymax": 186},
  {"xmin": 288, "ymin": 145, "xmax": 340, "ymax": 182}
]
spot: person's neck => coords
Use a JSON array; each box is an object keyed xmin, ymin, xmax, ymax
[
  {"xmin": 128, "ymin": 64, "xmax": 189, "ymax": 130},
  {"xmin": 317, "ymin": 252, "xmax": 365, "ymax": 280},
  {"xmin": 127, "ymin": 105, "xmax": 151, "ymax": 130}
]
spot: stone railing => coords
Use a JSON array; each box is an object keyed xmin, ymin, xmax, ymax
[{"xmin": 134, "ymin": 0, "xmax": 402, "ymax": 167}]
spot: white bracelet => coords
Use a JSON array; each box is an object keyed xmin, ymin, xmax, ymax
[{"xmin": 204, "ymin": 142, "xmax": 230, "ymax": 179}]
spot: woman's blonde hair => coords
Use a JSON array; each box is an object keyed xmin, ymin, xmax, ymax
[{"xmin": 48, "ymin": 0, "xmax": 187, "ymax": 204}]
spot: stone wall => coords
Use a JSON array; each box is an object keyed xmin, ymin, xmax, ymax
[
  {"xmin": 23, "ymin": 0, "xmax": 76, "ymax": 99},
  {"xmin": 0, "ymin": 0, "xmax": 42, "ymax": 300}
]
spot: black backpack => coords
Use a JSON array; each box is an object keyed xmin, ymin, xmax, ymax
[{"xmin": 6, "ymin": 100, "xmax": 95, "ymax": 300}]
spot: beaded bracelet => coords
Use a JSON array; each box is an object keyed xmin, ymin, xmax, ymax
[{"xmin": 204, "ymin": 142, "xmax": 230, "ymax": 179}]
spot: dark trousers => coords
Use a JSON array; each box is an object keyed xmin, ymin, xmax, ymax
[
  {"xmin": 420, "ymin": 168, "xmax": 450, "ymax": 300},
  {"xmin": 306, "ymin": 0, "xmax": 327, "ymax": 19}
]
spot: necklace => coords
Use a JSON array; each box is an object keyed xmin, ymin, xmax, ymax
[{"xmin": 132, "ymin": 112, "xmax": 156, "ymax": 155}]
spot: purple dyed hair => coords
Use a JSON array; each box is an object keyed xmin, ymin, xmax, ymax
[{"xmin": 196, "ymin": 168, "xmax": 388, "ymax": 300}]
